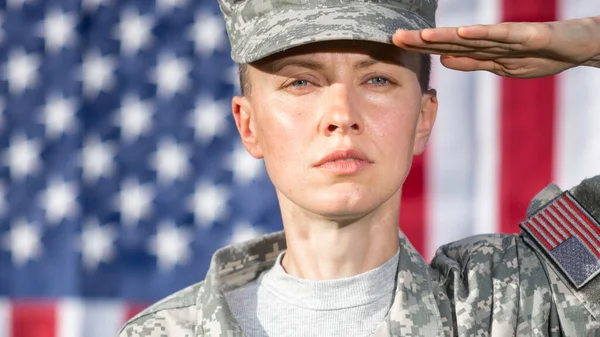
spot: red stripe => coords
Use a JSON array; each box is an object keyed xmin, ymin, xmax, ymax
[
  {"xmin": 549, "ymin": 204, "xmax": 580, "ymax": 236},
  {"xmin": 400, "ymin": 154, "xmax": 426, "ymax": 256},
  {"xmin": 12, "ymin": 301, "xmax": 56, "ymax": 337},
  {"xmin": 530, "ymin": 217, "xmax": 558, "ymax": 247},
  {"xmin": 124, "ymin": 303, "xmax": 149, "ymax": 322},
  {"xmin": 545, "ymin": 204, "xmax": 571, "ymax": 238},
  {"xmin": 524, "ymin": 221, "xmax": 553, "ymax": 250},
  {"xmin": 561, "ymin": 198, "xmax": 600, "ymax": 249},
  {"xmin": 536, "ymin": 213, "xmax": 567, "ymax": 241},
  {"xmin": 499, "ymin": 0, "xmax": 557, "ymax": 234},
  {"xmin": 553, "ymin": 203, "xmax": 600, "ymax": 259},
  {"xmin": 562, "ymin": 196, "xmax": 600, "ymax": 238}
]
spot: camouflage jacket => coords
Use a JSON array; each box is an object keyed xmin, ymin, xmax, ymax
[{"xmin": 119, "ymin": 184, "xmax": 600, "ymax": 336}]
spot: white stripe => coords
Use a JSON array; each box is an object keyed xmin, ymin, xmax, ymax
[
  {"xmin": 0, "ymin": 298, "xmax": 11, "ymax": 337},
  {"xmin": 533, "ymin": 215, "xmax": 561, "ymax": 246},
  {"xmin": 528, "ymin": 219, "xmax": 557, "ymax": 248},
  {"xmin": 471, "ymin": 0, "xmax": 502, "ymax": 240},
  {"xmin": 58, "ymin": 298, "xmax": 84, "ymax": 337},
  {"xmin": 554, "ymin": 202, "xmax": 600, "ymax": 255},
  {"xmin": 82, "ymin": 301, "xmax": 126, "ymax": 337},
  {"xmin": 426, "ymin": 0, "xmax": 501, "ymax": 259},
  {"xmin": 57, "ymin": 299, "xmax": 126, "ymax": 337},
  {"xmin": 548, "ymin": 205, "xmax": 599, "ymax": 256},
  {"xmin": 560, "ymin": 196, "xmax": 600, "ymax": 245},
  {"xmin": 555, "ymin": 0, "xmax": 600, "ymax": 189},
  {"xmin": 539, "ymin": 212, "xmax": 569, "ymax": 240}
]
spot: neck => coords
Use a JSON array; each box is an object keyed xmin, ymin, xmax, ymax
[{"xmin": 278, "ymin": 192, "xmax": 401, "ymax": 280}]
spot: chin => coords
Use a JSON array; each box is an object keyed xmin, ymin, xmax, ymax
[{"xmin": 308, "ymin": 193, "xmax": 380, "ymax": 220}]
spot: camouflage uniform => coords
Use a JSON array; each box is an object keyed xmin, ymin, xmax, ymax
[
  {"xmin": 120, "ymin": 0, "xmax": 600, "ymax": 335},
  {"xmin": 119, "ymin": 179, "xmax": 600, "ymax": 336}
]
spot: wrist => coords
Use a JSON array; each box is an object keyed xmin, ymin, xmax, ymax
[
  {"xmin": 593, "ymin": 16, "xmax": 600, "ymax": 55},
  {"xmin": 583, "ymin": 16, "xmax": 600, "ymax": 68}
]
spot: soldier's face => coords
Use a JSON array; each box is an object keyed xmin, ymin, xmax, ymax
[{"xmin": 232, "ymin": 41, "xmax": 438, "ymax": 221}]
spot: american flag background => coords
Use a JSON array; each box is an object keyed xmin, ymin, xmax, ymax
[{"xmin": 0, "ymin": 0, "xmax": 599, "ymax": 336}]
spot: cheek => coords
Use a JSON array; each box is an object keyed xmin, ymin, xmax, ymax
[
  {"xmin": 368, "ymin": 98, "xmax": 420, "ymax": 146},
  {"xmin": 253, "ymin": 100, "xmax": 312, "ymax": 171}
]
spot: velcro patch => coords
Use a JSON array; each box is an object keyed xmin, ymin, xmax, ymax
[{"xmin": 520, "ymin": 191, "xmax": 600, "ymax": 289}]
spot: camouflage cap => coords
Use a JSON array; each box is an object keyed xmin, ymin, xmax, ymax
[{"xmin": 217, "ymin": 0, "xmax": 438, "ymax": 64}]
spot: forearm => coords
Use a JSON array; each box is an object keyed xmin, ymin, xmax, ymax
[{"xmin": 583, "ymin": 16, "xmax": 600, "ymax": 68}]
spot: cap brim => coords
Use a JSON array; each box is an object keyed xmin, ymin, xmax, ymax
[{"xmin": 230, "ymin": 3, "xmax": 433, "ymax": 64}]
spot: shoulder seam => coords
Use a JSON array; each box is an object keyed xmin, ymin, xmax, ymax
[
  {"xmin": 118, "ymin": 302, "xmax": 197, "ymax": 335},
  {"xmin": 118, "ymin": 281, "xmax": 205, "ymax": 335}
]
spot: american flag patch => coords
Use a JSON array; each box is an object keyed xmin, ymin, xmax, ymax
[{"xmin": 520, "ymin": 192, "xmax": 600, "ymax": 289}]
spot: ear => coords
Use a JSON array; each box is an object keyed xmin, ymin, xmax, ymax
[
  {"xmin": 232, "ymin": 96, "xmax": 264, "ymax": 159},
  {"xmin": 413, "ymin": 89, "xmax": 438, "ymax": 156}
]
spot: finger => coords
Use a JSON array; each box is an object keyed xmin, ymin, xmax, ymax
[
  {"xmin": 395, "ymin": 44, "xmax": 514, "ymax": 59},
  {"xmin": 457, "ymin": 22, "xmax": 548, "ymax": 47},
  {"xmin": 397, "ymin": 41, "xmax": 510, "ymax": 53},
  {"xmin": 395, "ymin": 27, "xmax": 468, "ymax": 46},
  {"xmin": 439, "ymin": 56, "xmax": 499, "ymax": 72},
  {"xmin": 393, "ymin": 29, "xmax": 427, "ymax": 46},
  {"xmin": 418, "ymin": 27, "xmax": 465, "ymax": 42},
  {"xmin": 395, "ymin": 39, "xmax": 504, "ymax": 51},
  {"xmin": 395, "ymin": 27, "xmax": 519, "ymax": 50}
]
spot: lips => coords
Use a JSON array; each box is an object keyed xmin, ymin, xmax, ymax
[{"xmin": 314, "ymin": 149, "xmax": 373, "ymax": 174}]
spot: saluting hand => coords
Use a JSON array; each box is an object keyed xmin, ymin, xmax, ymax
[{"xmin": 392, "ymin": 16, "xmax": 600, "ymax": 78}]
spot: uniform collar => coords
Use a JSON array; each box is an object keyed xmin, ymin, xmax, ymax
[
  {"xmin": 371, "ymin": 230, "xmax": 446, "ymax": 336},
  {"xmin": 196, "ymin": 230, "xmax": 446, "ymax": 336}
]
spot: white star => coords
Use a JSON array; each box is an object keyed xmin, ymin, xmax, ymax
[
  {"xmin": 116, "ymin": 179, "xmax": 154, "ymax": 227},
  {"xmin": 114, "ymin": 95, "xmax": 153, "ymax": 141},
  {"xmin": 39, "ymin": 93, "xmax": 78, "ymax": 138},
  {"xmin": 1, "ymin": 219, "xmax": 43, "ymax": 266},
  {"xmin": 150, "ymin": 138, "xmax": 190, "ymax": 183},
  {"xmin": 188, "ymin": 96, "xmax": 229, "ymax": 143},
  {"xmin": 148, "ymin": 221, "xmax": 192, "ymax": 270},
  {"xmin": 226, "ymin": 145, "xmax": 265, "ymax": 184},
  {"xmin": 2, "ymin": 133, "xmax": 42, "ymax": 180},
  {"xmin": 114, "ymin": 8, "xmax": 154, "ymax": 55},
  {"xmin": 39, "ymin": 178, "xmax": 79, "ymax": 225},
  {"xmin": 81, "ymin": 50, "xmax": 116, "ymax": 98},
  {"xmin": 156, "ymin": 0, "xmax": 186, "ymax": 13},
  {"xmin": 38, "ymin": 9, "xmax": 77, "ymax": 53},
  {"xmin": 2, "ymin": 49, "xmax": 40, "ymax": 95},
  {"xmin": 0, "ymin": 181, "xmax": 6, "ymax": 217},
  {"xmin": 188, "ymin": 182, "xmax": 229, "ymax": 228},
  {"xmin": 78, "ymin": 219, "xmax": 116, "ymax": 270},
  {"xmin": 83, "ymin": 0, "xmax": 111, "ymax": 13},
  {"xmin": 80, "ymin": 135, "xmax": 116, "ymax": 183},
  {"xmin": 229, "ymin": 221, "xmax": 264, "ymax": 245},
  {"xmin": 150, "ymin": 54, "xmax": 191, "ymax": 98},
  {"xmin": 7, "ymin": 0, "xmax": 36, "ymax": 10},
  {"xmin": 187, "ymin": 12, "xmax": 226, "ymax": 56}
]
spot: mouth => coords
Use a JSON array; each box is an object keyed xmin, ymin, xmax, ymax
[{"xmin": 314, "ymin": 149, "xmax": 373, "ymax": 174}]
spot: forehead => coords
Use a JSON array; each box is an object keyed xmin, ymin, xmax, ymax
[{"xmin": 251, "ymin": 40, "xmax": 420, "ymax": 72}]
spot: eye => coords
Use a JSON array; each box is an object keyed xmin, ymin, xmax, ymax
[
  {"xmin": 367, "ymin": 77, "xmax": 389, "ymax": 85},
  {"xmin": 291, "ymin": 79, "xmax": 310, "ymax": 87}
]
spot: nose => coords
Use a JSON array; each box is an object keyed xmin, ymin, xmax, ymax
[{"xmin": 318, "ymin": 83, "xmax": 363, "ymax": 136}]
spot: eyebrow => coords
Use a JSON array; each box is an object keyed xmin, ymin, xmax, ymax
[
  {"xmin": 267, "ymin": 56, "xmax": 406, "ymax": 74},
  {"xmin": 353, "ymin": 59, "xmax": 381, "ymax": 69},
  {"xmin": 267, "ymin": 58, "xmax": 325, "ymax": 73}
]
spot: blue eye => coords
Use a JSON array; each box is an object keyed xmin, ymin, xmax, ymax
[
  {"xmin": 291, "ymin": 80, "xmax": 309, "ymax": 87},
  {"xmin": 368, "ymin": 77, "xmax": 389, "ymax": 85}
]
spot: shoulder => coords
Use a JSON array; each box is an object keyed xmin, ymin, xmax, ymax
[
  {"xmin": 118, "ymin": 281, "xmax": 205, "ymax": 337},
  {"xmin": 431, "ymin": 233, "xmax": 520, "ymax": 266},
  {"xmin": 430, "ymin": 233, "xmax": 543, "ymax": 282}
]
